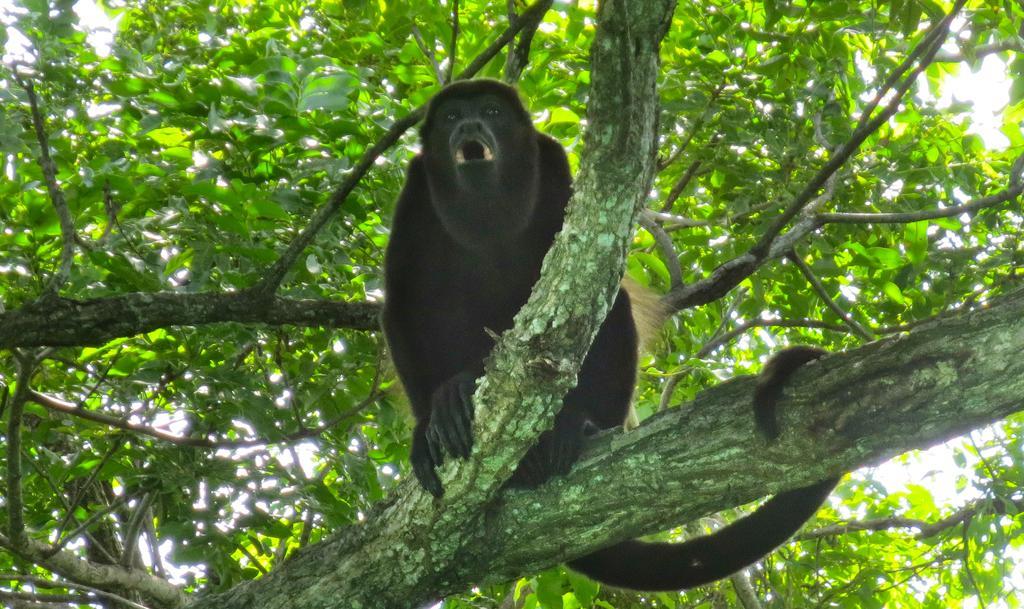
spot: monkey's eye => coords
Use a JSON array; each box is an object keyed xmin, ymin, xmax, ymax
[
  {"xmin": 445, "ymin": 110, "xmax": 461, "ymax": 122},
  {"xmin": 484, "ymin": 105, "xmax": 501, "ymax": 117}
]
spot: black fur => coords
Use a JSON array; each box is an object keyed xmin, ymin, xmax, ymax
[
  {"xmin": 754, "ymin": 345, "xmax": 828, "ymax": 440},
  {"xmin": 383, "ymin": 79, "xmax": 836, "ymax": 590}
]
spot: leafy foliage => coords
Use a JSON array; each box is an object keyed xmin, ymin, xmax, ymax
[{"xmin": 0, "ymin": 0, "xmax": 1022, "ymax": 608}]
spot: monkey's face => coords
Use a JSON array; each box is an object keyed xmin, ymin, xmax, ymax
[{"xmin": 422, "ymin": 90, "xmax": 540, "ymax": 249}]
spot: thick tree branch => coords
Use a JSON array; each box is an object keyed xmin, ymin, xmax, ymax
[
  {"xmin": 0, "ymin": 293, "xmax": 379, "ymax": 349},
  {"xmin": 187, "ymin": 285, "xmax": 1024, "ymax": 609},
  {"xmin": 185, "ymin": 2, "xmax": 677, "ymax": 607},
  {"xmin": 0, "ymin": 573, "xmax": 150, "ymax": 609}
]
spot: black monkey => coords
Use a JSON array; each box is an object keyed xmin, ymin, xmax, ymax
[{"xmin": 383, "ymin": 79, "xmax": 838, "ymax": 590}]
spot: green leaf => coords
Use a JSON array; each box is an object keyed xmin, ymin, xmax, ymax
[
  {"xmin": 882, "ymin": 281, "xmax": 906, "ymax": 305},
  {"xmin": 146, "ymin": 127, "xmax": 189, "ymax": 146},
  {"xmin": 547, "ymin": 107, "xmax": 580, "ymax": 126},
  {"xmin": 299, "ymin": 73, "xmax": 357, "ymax": 112},
  {"xmin": 866, "ymin": 247, "xmax": 902, "ymax": 269},
  {"xmin": 706, "ymin": 50, "xmax": 730, "ymax": 64},
  {"xmin": 149, "ymin": 90, "xmax": 181, "ymax": 109},
  {"xmin": 535, "ymin": 571, "xmax": 564, "ymax": 609}
]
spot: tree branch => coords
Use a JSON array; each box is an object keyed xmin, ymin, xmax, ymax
[
  {"xmin": 27, "ymin": 386, "xmax": 380, "ymax": 449},
  {"xmin": 639, "ymin": 213, "xmax": 684, "ymax": 289},
  {"xmin": 696, "ymin": 318, "xmax": 848, "ymax": 358},
  {"xmin": 798, "ymin": 495, "xmax": 1024, "ymax": 541},
  {"xmin": 0, "ymin": 292, "xmax": 380, "ymax": 349},
  {"xmin": 786, "ymin": 251, "xmax": 873, "ymax": 340},
  {"xmin": 932, "ymin": 40, "xmax": 1023, "ymax": 64},
  {"xmin": 662, "ymin": 141, "xmax": 1023, "ymax": 314},
  {"xmin": 446, "ymin": 0, "xmax": 460, "ymax": 83},
  {"xmin": 0, "ymin": 573, "xmax": 151, "ymax": 609},
  {"xmin": 5, "ymin": 354, "xmax": 34, "ymax": 543},
  {"xmin": 186, "ymin": 2, "xmax": 678, "ymax": 606},
  {"xmin": 817, "ymin": 152, "xmax": 1024, "ymax": 225},
  {"xmin": 503, "ymin": 0, "xmax": 550, "ymax": 82},
  {"xmin": 411, "ymin": 24, "xmax": 445, "ymax": 83},
  {"xmin": 186, "ymin": 285, "xmax": 1024, "ymax": 609},
  {"xmin": 750, "ymin": 1, "xmax": 966, "ymax": 258},
  {"xmin": 0, "ymin": 533, "xmax": 185, "ymax": 609},
  {"xmin": 13, "ymin": 77, "xmax": 76, "ymax": 297}
]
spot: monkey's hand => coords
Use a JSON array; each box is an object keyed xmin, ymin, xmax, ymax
[
  {"xmin": 507, "ymin": 409, "xmax": 586, "ymax": 488},
  {"xmin": 753, "ymin": 346, "xmax": 826, "ymax": 440},
  {"xmin": 412, "ymin": 372, "xmax": 477, "ymax": 497}
]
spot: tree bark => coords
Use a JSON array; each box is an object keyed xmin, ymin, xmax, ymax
[
  {"xmin": 183, "ymin": 287, "xmax": 1024, "ymax": 609},
  {"xmin": 0, "ymin": 292, "xmax": 379, "ymax": 348},
  {"xmin": 186, "ymin": 1, "xmax": 679, "ymax": 606}
]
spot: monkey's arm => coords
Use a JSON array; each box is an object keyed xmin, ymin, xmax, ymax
[{"xmin": 384, "ymin": 158, "xmax": 480, "ymax": 497}]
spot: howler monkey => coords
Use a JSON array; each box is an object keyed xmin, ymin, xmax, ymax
[{"xmin": 383, "ymin": 79, "xmax": 838, "ymax": 591}]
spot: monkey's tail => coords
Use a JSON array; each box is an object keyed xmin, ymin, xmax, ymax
[{"xmin": 566, "ymin": 477, "xmax": 838, "ymax": 590}]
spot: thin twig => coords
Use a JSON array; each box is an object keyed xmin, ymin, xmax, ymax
[
  {"xmin": 20, "ymin": 450, "xmax": 119, "ymax": 564},
  {"xmin": 6, "ymin": 354, "xmax": 35, "ymax": 542},
  {"xmin": 933, "ymin": 40, "xmax": 1023, "ymax": 63},
  {"xmin": 28, "ymin": 383, "xmax": 382, "ymax": 449},
  {"xmin": 13, "ymin": 77, "xmax": 76, "ymax": 297},
  {"xmin": 663, "ymin": 1, "xmax": 968, "ymax": 314},
  {"xmin": 50, "ymin": 495, "xmax": 128, "ymax": 556},
  {"xmin": 656, "ymin": 85, "xmax": 724, "ymax": 173},
  {"xmin": 503, "ymin": 0, "xmax": 548, "ymax": 83},
  {"xmin": 750, "ymin": 1, "xmax": 966, "ymax": 258},
  {"xmin": 143, "ymin": 510, "xmax": 165, "ymax": 579},
  {"xmin": 238, "ymin": 544, "xmax": 269, "ymax": 575},
  {"xmin": 120, "ymin": 492, "xmax": 155, "ymax": 568},
  {"xmin": 696, "ymin": 318, "xmax": 848, "ymax": 358},
  {"xmin": 798, "ymin": 496, "xmax": 1024, "ymax": 541},
  {"xmin": 638, "ymin": 214, "xmax": 684, "ymax": 289},
  {"xmin": 817, "ymin": 152, "xmax": 1024, "ymax": 225},
  {"xmin": 787, "ymin": 251, "xmax": 873, "ymax": 340},
  {"xmin": 446, "ymin": 0, "xmax": 460, "ymax": 84},
  {"xmin": 411, "ymin": 25, "xmax": 445, "ymax": 84},
  {"xmin": 657, "ymin": 373, "xmax": 682, "ymax": 413},
  {"xmin": 643, "ymin": 209, "xmax": 712, "ymax": 229},
  {"xmin": 662, "ymin": 159, "xmax": 703, "ymax": 211}
]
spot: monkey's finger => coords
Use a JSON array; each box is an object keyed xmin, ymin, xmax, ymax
[
  {"xmin": 433, "ymin": 385, "xmax": 469, "ymax": 459},
  {"xmin": 413, "ymin": 459, "xmax": 444, "ymax": 498},
  {"xmin": 458, "ymin": 380, "xmax": 475, "ymax": 421},
  {"xmin": 448, "ymin": 391, "xmax": 473, "ymax": 459},
  {"xmin": 426, "ymin": 423, "xmax": 446, "ymax": 467}
]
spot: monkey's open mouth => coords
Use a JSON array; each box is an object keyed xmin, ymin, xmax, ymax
[{"xmin": 455, "ymin": 139, "xmax": 494, "ymax": 164}]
